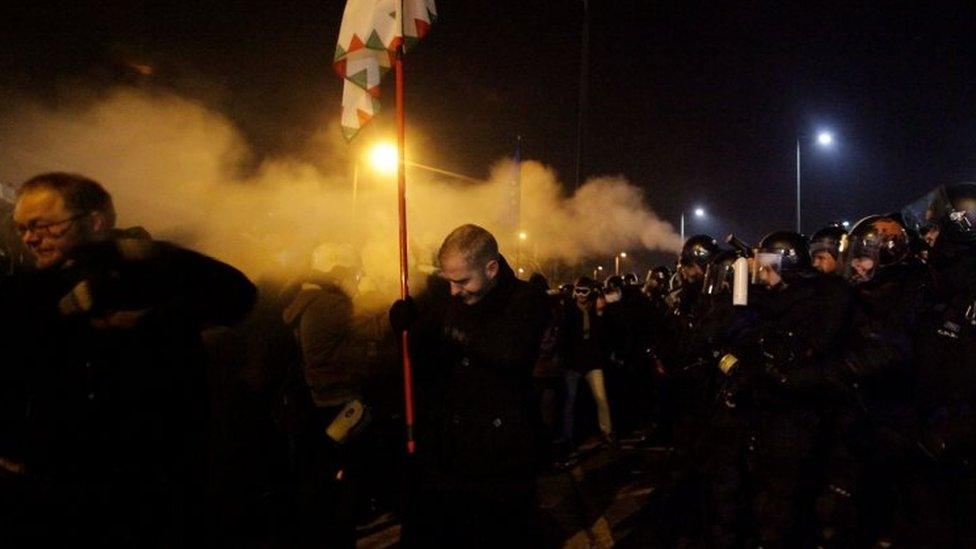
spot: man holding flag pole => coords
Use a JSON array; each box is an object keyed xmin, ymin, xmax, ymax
[
  {"xmin": 336, "ymin": 2, "xmax": 549, "ymax": 545},
  {"xmin": 334, "ymin": 0, "xmax": 436, "ymax": 457}
]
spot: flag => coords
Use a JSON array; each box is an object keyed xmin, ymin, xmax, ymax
[{"xmin": 334, "ymin": 0, "xmax": 436, "ymax": 141}]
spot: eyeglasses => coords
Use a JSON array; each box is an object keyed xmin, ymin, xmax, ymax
[
  {"xmin": 573, "ymin": 286, "xmax": 592, "ymax": 296},
  {"xmin": 15, "ymin": 213, "xmax": 89, "ymax": 238}
]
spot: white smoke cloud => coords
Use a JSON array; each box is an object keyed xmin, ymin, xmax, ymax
[{"xmin": 0, "ymin": 88, "xmax": 680, "ymax": 298}]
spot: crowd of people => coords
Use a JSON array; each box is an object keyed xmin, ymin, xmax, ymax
[
  {"xmin": 518, "ymin": 182, "xmax": 976, "ymax": 548},
  {"xmin": 0, "ymin": 171, "xmax": 974, "ymax": 548}
]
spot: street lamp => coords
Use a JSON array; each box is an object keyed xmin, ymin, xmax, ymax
[
  {"xmin": 368, "ymin": 140, "xmax": 479, "ymax": 181},
  {"xmin": 615, "ymin": 252, "xmax": 627, "ymax": 275},
  {"xmin": 370, "ymin": 143, "xmax": 399, "ymax": 174},
  {"xmin": 680, "ymin": 207, "xmax": 706, "ymax": 241},
  {"xmin": 354, "ymin": 141, "xmax": 480, "ymax": 223},
  {"xmin": 796, "ymin": 131, "xmax": 834, "ymax": 233}
]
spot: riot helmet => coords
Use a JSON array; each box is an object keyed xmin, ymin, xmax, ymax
[
  {"xmin": 810, "ymin": 225, "xmax": 846, "ymax": 259},
  {"xmin": 839, "ymin": 215, "xmax": 910, "ymax": 283},
  {"xmin": 622, "ymin": 272, "xmax": 640, "ymax": 286},
  {"xmin": 679, "ymin": 234, "xmax": 719, "ymax": 285},
  {"xmin": 810, "ymin": 225, "xmax": 847, "ymax": 274},
  {"xmin": 644, "ymin": 266, "xmax": 670, "ymax": 295},
  {"xmin": 754, "ymin": 230, "xmax": 811, "ymax": 286},
  {"xmin": 680, "ymin": 235, "xmax": 719, "ymax": 268}
]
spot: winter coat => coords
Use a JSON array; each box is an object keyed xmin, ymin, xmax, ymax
[
  {"xmin": 0, "ymin": 238, "xmax": 255, "ymax": 511},
  {"xmin": 410, "ymin": 256, "xmax": 549, "ymax": 481},
  {"xmin": 282, "ymin": 272, "xmax": 363, "ymax": 408}
]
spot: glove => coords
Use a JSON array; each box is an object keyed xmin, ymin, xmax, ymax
[{"xmin": 389, "ymin": 296, "xmax": 418, "ymax": 333}]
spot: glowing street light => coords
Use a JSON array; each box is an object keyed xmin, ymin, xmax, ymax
[
  {"xmin": 369, "ymin": 143, "xmax": 399, "ymax": 174},
  {"xmin": 615, "ymin": 252, "xmax": 627, "ymax": 275},
  {"xmin": 354, "ymin": 141, "xmax": 478, "ymax": 225},
  {"xmin": 796, "ymin": 130, "xmax": 837, "ymax": 232},
  {"xmin": 518, "ymin": 231, "xmax": 528, "ymax": 241},
  {"xmin": 680, "ymin": 206, "xmax": 707, "ymax": 241},
  {"xmin": 368, "ymin": 140, "xmax": 480, "ymax": 181}
]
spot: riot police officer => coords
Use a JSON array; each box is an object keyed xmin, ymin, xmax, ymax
[
  {"xmin": 825, "ymin": 214, "xmax": 932, "ymax": 547},
  {"xmin": 740, "ymin": 230, "xmax": 851, "ymax": 547},
  {"xmin": 656, "ymin": 235, "xmax": 722, "ymax": 542},
  {"xmin": 914, "ymin": 182, "xmax": 976, "ymax": 545}
]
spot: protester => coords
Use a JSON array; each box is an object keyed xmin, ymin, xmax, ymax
[
  {"xmin": 3, "ymin": 169, "xmax": 974, "ymax": 548},
  {"xmin": 391, "ymin": 224, "xmax": 549, "ymax": 547},
  {"xmin": 0, "ymin": 172, "xmax": 256, "ymax": 545}
]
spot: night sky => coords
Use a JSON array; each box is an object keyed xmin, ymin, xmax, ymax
[{"xmin": 2, "ymin": 1, "xmax": 975, "ymax": 244}]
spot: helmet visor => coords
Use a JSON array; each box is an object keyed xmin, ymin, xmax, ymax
[
  {"xmin": 809, "ymin": 239, "xmax": 839, "ymax": 258},
  {"xmin": 703, "ymin": 261, "xmax": 733, "ymax": 296},
  {"xmin": 754, "ymin": 251, "xmax": 783, "ymax": 286},
  {"xmin": 840, "ymin": 234, "xmax": 880, "ymax": 283}
]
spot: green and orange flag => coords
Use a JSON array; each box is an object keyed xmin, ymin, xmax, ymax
[{"xmin": 334, "ymin": 0, "xmax": 436, "ymax": 141}]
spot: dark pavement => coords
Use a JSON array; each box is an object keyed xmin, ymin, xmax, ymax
[{"xmin": 356, "ymin": 437, "xmax": 675, "ymax": 548}]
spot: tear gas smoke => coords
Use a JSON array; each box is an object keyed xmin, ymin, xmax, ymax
[{"xmin": 0, "ymin": 88, "xmax": 681, "ymax": 301}]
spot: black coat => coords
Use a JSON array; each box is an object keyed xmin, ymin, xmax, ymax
[
  {"xmin": 0, "ymin": 238, "xmax": 256, "ymax": 540},
  {"xmin": 410, "ymin": 256, "xmax": 549, "ymax": 481},
  {"xmin": 559, "ymin": 298, "xmax": 607, "ymax": 373}
]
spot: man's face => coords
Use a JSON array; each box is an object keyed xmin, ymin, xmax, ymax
[
  {"xmin": 755, "ymin": 253, "xmax": 783, "ymax": 287},
  {"xmin": 574, "ymin": 287, "xmax": 591, "ymax": 306},
  {"xmin": 679, "ymin": 263, "xmax": 704, "ymax": 284},
  {"xmin": 439, "ymin": 252, "xmax": 499, "ymax": 305},
  {"xmin": 13, "ymin": 188, "xmax": 92, "ymax": 269},
  {"xmin": 850, "ymin": 256, "xmax": 875, "ymax": 282},
  {"xmin": 812, "ymin": 251, "xmax": 838, "ymax": 274},
  {"xmin": 757, "ymin": 264, "xmax": 782, "ymax": 287},
  {"xmin": 922, "ymin": 227, "xmax": 939, "ymax": 248}
]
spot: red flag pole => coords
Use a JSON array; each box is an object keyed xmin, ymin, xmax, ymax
[{"xmin": 395, "ymin": 32, "xmax": 416, "ymax": 454}]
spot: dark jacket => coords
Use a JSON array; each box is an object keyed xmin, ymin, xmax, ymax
[
  {"xmin": 0, "ymin": 238, "xmax": 256, "ymax": 536},
  {"xmin": 281, "ymin": 271, "xmax": 363, "ymax": 408},
  {"xmin": 915, "ymin": 248, "xmax": 976, "ymax": 461},
  {"xmin": 841, "ymin": 265, "xmax": 927, "ymax": 422},
  {"xmin": 559, "ymin": 297, "xmax": 607, "ymax": 373},
  {"xmin": 410, "ymin": 256, "xmax": 549, "ymax": 481}
]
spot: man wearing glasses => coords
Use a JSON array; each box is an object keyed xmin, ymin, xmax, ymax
[{"xmin": 0, "ymin": 172, "xmax": 256, "ymax": 544}]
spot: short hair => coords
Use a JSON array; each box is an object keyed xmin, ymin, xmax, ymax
[
  {"xmin": 18, "ymin": 172, "xmax": 116, "ymax": 228},
  {"xmin": 437, "ymin": 224, "xmax": 500, "ymax": 268}
]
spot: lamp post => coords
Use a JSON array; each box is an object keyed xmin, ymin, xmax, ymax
[
  {"xmin": 614, "ymin": 252, "xmax": 627, "ymax": 275},
  {"xmin": 355, "ymin": 142, "xmax": 479, "ymax": 221},
  {"xmin": 369, "ymin": 142, "xmax": 478, "ymax": 181},
  {"xmin": 680, "ymin": 207, "xmax": 706, "ymax": 242},
  {"xmin": 796, "ymin": 131, "xmax": 834, "ymax": 233}
]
